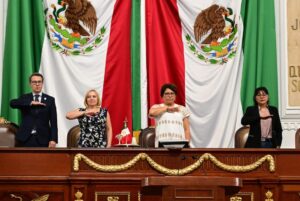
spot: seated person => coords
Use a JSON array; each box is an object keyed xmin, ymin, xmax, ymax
[{"xmin": 149, "ymin": 83, "xmax": 191, "ymax": 147}]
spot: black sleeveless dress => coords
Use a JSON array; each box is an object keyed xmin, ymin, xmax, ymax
[{"xmin": 78, "ymin": 108, "xmax": 108, "ymax": 148}]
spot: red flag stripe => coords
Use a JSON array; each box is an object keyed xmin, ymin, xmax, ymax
[
  {"xmin": 146, "ymin": 0, "xmax": 185, "ymax": 125},
  {"xmin": 102, "ymin": 0, "xmax": 132, "ymax": 144}
]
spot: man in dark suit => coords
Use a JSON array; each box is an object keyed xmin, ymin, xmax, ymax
[{"xmin": 10, "ymin": 73, "xmax": 58, "ymax": 147}]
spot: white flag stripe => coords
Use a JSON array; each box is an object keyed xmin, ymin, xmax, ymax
[
  {"xmin": 140, "ymin": 0, "xmax": 148, "ymax": 129},
  {"xmin": 177, "ymin": 0, "xmax": 244, "ymax": 147},
  {"xmin": 0, "ymin": 0, "xmax": 8, "ymax": 113},
  {"xmin": 40, "ymin": 0, "xmax": 116, "ymax": 147}
]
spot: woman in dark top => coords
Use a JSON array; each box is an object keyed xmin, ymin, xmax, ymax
[
  {"xmin": 66, "ymin": 89, "xmax": 112, "ymax": 148},
  {"xmin": 241, "ymin": 87, "xmax": 282, "ymax": 148}
]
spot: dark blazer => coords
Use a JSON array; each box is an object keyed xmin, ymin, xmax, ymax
[
  {"xmin": 10, "ymin": 93, "xmax": 58, "ymax": 146},
  {"xmin": 241, "ymin": 106, "xmax": 282, "ymax": 148}
]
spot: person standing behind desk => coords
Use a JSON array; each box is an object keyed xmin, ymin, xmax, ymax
[
  {"xmin": 149, "ymin": 83, "xmax": 191, "ymax": 148},
  {"xmin": 66, "ymin": 89, "xmax": 112, "ymax": 148},
  {"xmin": 10, "ymin": 73, "xmax": 58, "ymax": 147},
  {"xmin": 241, "ymin": 87, "xmax": 282, "ymax": 148}
]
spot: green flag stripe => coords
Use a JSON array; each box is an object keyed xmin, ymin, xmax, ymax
[
  {"xmin": 241, "ymin": 0, "xmax": 278, "ymax": 111},
  {"xmin": 131, "ymin": 0, "xmax": 141, "ymax": 130},
  {"xmin": 1, "ymin": 0, "xmax": 45, "ymax": 123}
]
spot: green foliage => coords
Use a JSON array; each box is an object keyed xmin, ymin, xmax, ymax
[
  {"xmin": 95, "ymin": 37, "xmax": 102, "ymax": 44},
  {"xmin": 228, "ymin": 52, "xmax": 236, "ymax": 58},
  {"xmin": 185, "ymin": 33, "xmax": 237, "ymax": 65},
  {"xmin": 210, "ymin": 46, "xmax": 223, "ymax": 52},
  {"xmin": 85, "ymin": 46, "xmax": 93, "ymax": 52},
  {"xmin": 220, "ymin": 39, "xmax": 229, "ymax": 47},
  {"xmin": 52, "ymin": 43, "xmax": 62, "ymax": 50},
  {"xmin": 71, "ymin": 50, "xmax": 81, "ymax": 55},
  {"xmin": 186, "ymin": 34, "xmax": 191, "ymax": 41},
  {"xmin": 197, "ymin": 54, "xmax": 205, "ymax": 60},
  {"xmin": 48, "ymin": 24, "xmax": 107, "ymax": 55},
  {"xmin": 101, "ymin": 27, "xmax": 106, "ymax": 34},
  {"xmin": 209, "ymin": 59, "xmax": 218, "ymax": 64},
  {"xmin": 189, "ymin": 45, "xmax": 196, "ymax": 52},
  {"xmin": 202, "ymin": 46, "xmax": 211, "ymax": 52}
]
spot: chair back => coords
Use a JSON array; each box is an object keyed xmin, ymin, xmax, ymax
[
  {"xmin": 139, "ymin": 127, "xmax": 155, "ymax": 148},
  {"xmin": 295, "ymin": 128, "xmax": 300, "ymax": 149},
  {"xmin": 0, "ymin": 122, "xmax": 19, "ymax": 147},
  {"xmin": 234, "ymin": 126, "xmax": 250, "ymax": 148},
  {"xmin": 67, "ymin": 125, "xmax": 81, "ymax": 147}
]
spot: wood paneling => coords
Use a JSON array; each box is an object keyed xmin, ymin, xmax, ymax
[{"xmin": 0, "ymin": 148, "xmax": 299, "ymax": 200}]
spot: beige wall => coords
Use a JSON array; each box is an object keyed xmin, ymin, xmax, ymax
[{"xmin": 287, "ymin": 0, "xmax": 300, "ymax": 106}]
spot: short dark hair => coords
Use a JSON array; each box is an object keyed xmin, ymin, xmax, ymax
[
  {"xmin": 160, "ymin": 83, "xmax": 177, "ymax": 97},
  {"xmin": 253, "ymin": 86, "xmax": 269, "ymax": 105},
  {"xmin": 29, "ymin": 73, "xmax": 44, "ymax": 83}
]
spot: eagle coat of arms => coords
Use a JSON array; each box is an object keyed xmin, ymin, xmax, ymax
[
  {"xmin": 45, "ymin": 0, "xmax": 106, "ymax": 55},
  {"xmin": 186, "ymin": 4, "xmax": 239, "ymax": 64}
]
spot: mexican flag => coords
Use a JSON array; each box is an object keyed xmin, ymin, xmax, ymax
[
  {"xmin": 132, "ymin": 0, "xmax": 279, "ymax": 147},
  {"xmin": 140, "ymin": 0, "xmax": 244, "ymax": 147},
  {"xmin": 2, "ymin": 0, "xmax": 133, "ymax": 146},
  {"xmin": 1, "ymin": 0, "xmax": 278, "ymax": 147}
]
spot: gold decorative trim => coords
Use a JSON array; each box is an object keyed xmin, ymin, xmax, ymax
[
  {"xmin": 138, "ymin": 191, "xmax": 141, "ymax": 201},
  {"xmin": 10, "ymin": 194, "xmax": 23, "ymax": 201},
  {"xmin": 73, "ymin": 153, "xmax": 275, "ymax": 175},
  {"xmin": 33, "ymin": 195, "xmax": 49, "ymax": 201},
  {"xmin": 106, "ymin": 196, "xmax": 119, "ymax": 201},
  {"xmin": 75, "ymin": 190, "xmax": 83, "ymax": 201},
  {"xmin": 230, "ymin": 196, "xmax": 242, "ymax": 201},
  {"xmin": 265, "ymin": 190, "xmax": 274, "ymax": 201},
  {"xmin": 95, "ymin": 192, "xmax": 129, "ymax": 201},
  {"xmin": 10, "ymin": 194, "xmax": 49, "ymax": 201},
  {"xmin": 233, "ymin": 192, "xmax": 254, "ymax": 201}
]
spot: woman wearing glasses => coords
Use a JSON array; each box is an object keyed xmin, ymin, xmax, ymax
[
  {"xmin": 241, "ymin": 87, "xmax": 282, "ymax": 148},
  {"xmin": 149, "ymin": 83, "xmax": 191, "ymax": 147}
]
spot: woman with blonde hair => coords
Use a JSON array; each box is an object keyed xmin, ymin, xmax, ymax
[{"xmin": 66, "ymin": 89, "xmax": 112, "ymax": 148}]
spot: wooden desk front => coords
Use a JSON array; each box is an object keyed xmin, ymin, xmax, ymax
[{"xmin": 0, "ymin": 148, "xmax": 299, "ymax": 201}]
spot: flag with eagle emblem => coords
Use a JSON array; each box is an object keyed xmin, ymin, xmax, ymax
[
  {"xmin": 1, "ymin": 0, "xmax": 278, "ymax": 147},
  {"xmin": 1, "ymin": 0, "xmax": 133, "ymax": 146},
  {"xmin": 137, "ymin": 0, "xmax": 244, "ymax": 147},
  {"xmin": 133, "ymin": 0, "xmax": 278, "ymax": 147},
  {"xmin": 41, "ymin": 0, "xmax": 133, "ymax": 146}
]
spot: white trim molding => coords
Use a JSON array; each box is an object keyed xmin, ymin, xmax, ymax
[{"xmin": 276, "ymin": 0, "xmax": 300, "ymax": 119}]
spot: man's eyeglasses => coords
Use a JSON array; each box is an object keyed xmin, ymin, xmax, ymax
[
  {"xmin": 164, "ymin": 92, "xmax": 175, "ymax": 96},
  {"xmin": 31, "ymin": 81, "xmax": 43, "ymax": 85},
  {"xmin": 256, "ymin": 93, "xmax": 267, "ymax": 97}
]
